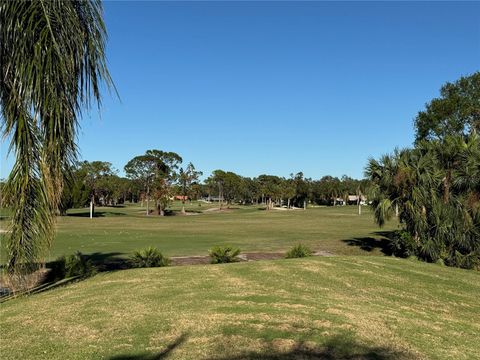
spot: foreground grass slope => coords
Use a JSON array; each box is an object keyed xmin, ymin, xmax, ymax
[
  {"xmin": 2, "ymin": 257, "xmax": 479, "ymax": 359},
  {"xmin": 40, "ymin": 204, "xmax": 396, "ymax": 260}
]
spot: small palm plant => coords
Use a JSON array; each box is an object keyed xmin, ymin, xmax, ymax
[
  {"xmin": 209, "ymin": 246, "xmax": 241, "ymax": 264},
  {"xmin": 51, "ymin": 252, "xmax": 97, "ymax": 280},
  {"xmin": 129, "ymin": 247, "xmax": 170, "ymax": 268},
  {"xmin": 285, "ymin": 244, "xmax": 313, "ymax": 259}
]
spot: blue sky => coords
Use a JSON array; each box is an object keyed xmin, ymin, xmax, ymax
[{"xmin": 1, "ymin": 1, "xmax": 479, "ymax": 180}]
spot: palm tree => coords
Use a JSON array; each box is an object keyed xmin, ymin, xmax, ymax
[
  {"xmin": 366, "ymin": 135, "xmax": 480, "ymax": 268},
  {"xmin": 1, "ymin": 1, "xmax": 114, "ymax": 282},
  {"xmin": 178, "ymin": 163, "xmax": 202, "ymax": 214}
]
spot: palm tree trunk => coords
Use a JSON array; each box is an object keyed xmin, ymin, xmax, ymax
[
  {"xmin": 157, "ymin": 203, "xmax": 164, "ymax": 216},
  {"xmin": 90, "ymin": 194, "xmax": 95, "ymax": 218},
  {"xmin": 146, "ymin": 185, "xmax": 150, "ymax": 216},
  {"xmin": 443, "ymin": 170, "xmax": 451, "ymax": 204}
]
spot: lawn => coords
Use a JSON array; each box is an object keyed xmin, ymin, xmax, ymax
[
  {"xmin": 1, "ymin": 256, "xmax": 479, "ymax": 359},
  {"xmin": 4, "ymin": 202, "xmax": 397, "ymax": 262}
]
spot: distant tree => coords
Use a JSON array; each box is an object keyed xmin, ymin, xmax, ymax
[
  {"xmin": 178, "ymin": 163, "xmax": 202, "ymax": 214},
  {"xmin": 125, "ymin": 150, "xmax": 182, "ymax": 216},
  {"xmin": 207, "ymin": 170, "xmax": 243, "ymax": 207},
  {"xmin": 244, "ymin": 177, "xmax": 261, "ymax": 204},
  {"xmin": 190, "ymin": 182, "xmax": 203, "ymax": 202},
  {"xmin": 327, "ymin": 178, "xmax": 342, "ymax": 206},
  {"xmin": 60, "ymin": 164, "xmax": 89, "ymax": 214},
  {"xmin": 291, "ymin": 172, "xmax": 310, "ymax": 209},
  {"xmin": 81, "ymin": 161, "xmax": 115, "ymax": 218},
  {"xmin": 97, "ymin": 174, "xmax": 132, "ymax": 206},
  {"xmin": 356, "ymin": 179, "xmax": 370, "ymax": 215},
  {"xmin": 257, "ymin": 174, "xmax": 283, "ymax": 209},
  {"xmin": 281, "ymin": 178, "xmax": 296, "ymax": 208},
  {"xmin": 125, "ymin": 155, "xmax": 157, "ymax": 215}
]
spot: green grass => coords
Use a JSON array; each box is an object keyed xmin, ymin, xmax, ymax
[
  {"xmin": 1, "ymin": 202, "xmax": 398, "ymax": 262},
  {"xmin": 1, "ymin": 256, "xmax": 479, "ymax": 359}
]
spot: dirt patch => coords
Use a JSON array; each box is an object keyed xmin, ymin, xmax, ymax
[
  {"xmin": 242, "ymin": 252, "xmax": 285, "ymax": 261},
  {"xmin": 171, "ymin": 251, "xmax": 332, "ymax": 266},
  {"xmin": 271, "ymin": 207, "xmax": 302, "ymax": 211},
  {"xmin": 203, "ymin": 207, "xmax": 236, "ymax": 213},
  {"xmin": 313, "ymin": 251, "xmax": 334, "ymax": 257},
  {"xmin": 171, "ymin": 256, "xmax": 211, "ymax": 266}
]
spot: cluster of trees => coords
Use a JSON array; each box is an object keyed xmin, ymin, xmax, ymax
[
  {"xmin": 61, "ymin": 159, "xmax": 370, "ymax": 216},
  {"xmin": 61, "ymin": 150, "xmax": 203, "ymax": 217},
  {"xmin": 367, "ymin": 72, "xmax": 480, "ymax": 269},
  {"xmin": 203, "ymin": 171, "xmax": 368, "ymax": 210}
]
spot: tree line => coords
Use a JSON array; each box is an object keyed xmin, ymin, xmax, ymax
[{"xmin": 60, "ymin": 154, "xmax": 370, "ymax": 216}]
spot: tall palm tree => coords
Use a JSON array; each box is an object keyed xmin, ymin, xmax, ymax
[{"xmin": 0, "ymin": 1, "xmax": 114, "ymax": 281}]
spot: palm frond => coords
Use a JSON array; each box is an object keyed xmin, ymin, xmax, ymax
[{"xmin": 0, "ymin": 0, "xmax": 114, "ymax": 282}]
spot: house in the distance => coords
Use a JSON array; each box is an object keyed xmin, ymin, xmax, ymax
[
  {"xmin": 347, "ymin": 195, "xmax": 367, "ymax": 205},
  {"xmin": 335, "ymin": 195, "xmax": 368, "ymax": 206},
  {"xmin": 173, "ymin": 195, "xmax": 189, "ymax": 201}
]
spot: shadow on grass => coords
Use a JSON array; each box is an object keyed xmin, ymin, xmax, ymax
[
  {"xmin": 109, "ymin": 334, "xmax": 188, "ymax": 360},
  {"xmin": 342, "ymin": 231, "xmax": 396, "ymax": 255},
  {"xmin": 67, "ymin": 211, "xmax": 127, "ymax": 218},
  {"xmin": 109, "ymin": 334, "xmax": 414, "ymax": 360},
  {"xmin": 214, "ymin": 335, "xmax": 414, "ymax": 360},
  {"xmin": 43, "ymin": 252, "xmax": 130, "ymax": 277},
  {"xmin": 85, "ymin": 252, "xmax": 131, "ymax": 271}
]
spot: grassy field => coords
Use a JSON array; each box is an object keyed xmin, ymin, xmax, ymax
[
  {"xmin": 1, "ymin": 256, "xmax": 479, "ymax": 359},
  {"xmin": 0, "ymin": 202, "xmax": 398, "ymax": 262}
]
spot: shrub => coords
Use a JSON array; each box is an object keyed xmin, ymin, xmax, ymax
[
  {"xmin": 445, "ymin": 250, "xmax": 480, "ymax": 270},
  {"xmin": 129, "ymin": 247, "xmax": 170, "ymax": 268},
  {"xmin": 50, "ymin": 252, "xmax": 97, "ymax": 280},
  {"xmin": 389, "ymin": 230, "xmax": 417, "ymax": 258},
  {"xmin": 209, "ymin": 246, "xmax": 241, "ymax": 264},
  {"xmin": 65, "ymin": 252, "xmax": 97, "ymax": 278},
  {"xmin": 285, "ymin": 244, "xmax": 313, "ymax": 258}
]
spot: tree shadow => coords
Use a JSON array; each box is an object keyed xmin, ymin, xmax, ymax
[
  {"xmin": 108, "ymin": 334, "xmax": 414, "ymax": 360},
  {"xmin": 67, "ymin": 211, "xmax": 127, "ymax": 218},
  {"xmin": 211, "ymin": 335, "xmax": 415, "ymax": 359},
  {"xmin": 109, "ymin": 334, "xmax": 188, "ymax": 360},
  {"xmin": 44, "ymin": 251, "xmax": 129, "ymax": 275},
  {"xmin": 84, "ymin": 252, "xmax": 130, "ymax": 271},
  {"xmin": 342, "ymin": 231, "xmax": 396, "ymax": 255}
]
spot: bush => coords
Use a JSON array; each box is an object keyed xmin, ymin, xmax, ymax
[
  {"xmin": 129, "ymin": 247, "xmax": 170, "ymax": 268},
  {"xmin": 209, "ymin": 246, "xmax": 241, "ymax": 264},
  {"xmin": 446, "ymin": 250, "xmax": 480, "ymax": 270},
  {"xmin": 50, "ymin": 252, "xmax": 97, "ymax": 280},
  {"xmin": 285, "ymin": 244, "xmax": 313, "ymax": 258},
  {"xmin": 389, "ymin": 230, "xmax": 417, "ymax": 258}
]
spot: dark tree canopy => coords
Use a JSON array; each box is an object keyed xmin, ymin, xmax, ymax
[{"xmin": 415, "ymin": 72, "xmax": 480, "ymax": 142}]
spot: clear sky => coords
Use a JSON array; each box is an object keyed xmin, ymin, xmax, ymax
[{"xmin": 1, "ymin": 1, "xmax": 479, "ymax": 180}]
